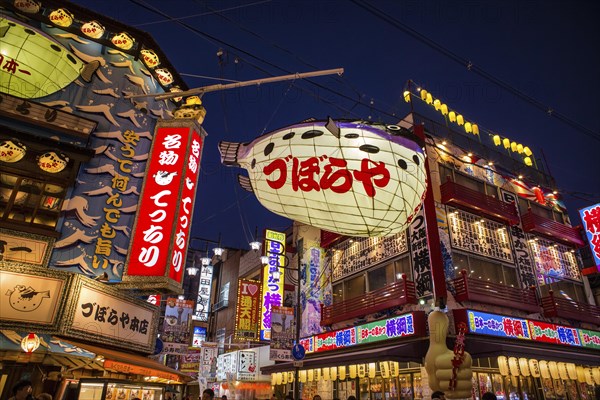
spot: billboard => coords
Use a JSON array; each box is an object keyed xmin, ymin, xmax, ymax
[
  {"xmin": 580, "ymin": 203, "xmax": 600, "ymax": 270},
  {"xmin": 192, "ymin": 263, "xmax": 214, "ymax": 321},
  {"xmin": 269, "ymin": 306, "xmax": 295, "ymax": 361},
  {"xmin": 234, "ymin": 279, "xmax": 261, "ymax": 341},
  {"xmin": 260, "ymin": 229, "xmax": 286, "ymax": 341}
]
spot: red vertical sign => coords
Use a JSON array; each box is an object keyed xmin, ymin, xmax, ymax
[{"xmin": 126, "ymin": 125, "xmax": 203, "ymax": 283}]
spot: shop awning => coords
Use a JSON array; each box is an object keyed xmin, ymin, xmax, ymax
[
  {"xmin": 260, "ymin": 338, "xmax": 428, "ymax": 374},
  {"xmin": 465, "ymin": 337, "xmax": 600, "ymax": 366},
  {"xmin": 61, "ymin": 338, "xmax": 193, "ymax": 383}
]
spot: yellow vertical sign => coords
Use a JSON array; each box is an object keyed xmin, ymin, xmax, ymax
[{"xmin": 260, "ymin": 229, "xmax": 286, "ymax": 341}]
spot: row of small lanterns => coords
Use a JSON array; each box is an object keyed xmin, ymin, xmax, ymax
[
  {"xmin": 271, "ymin": 361, "xmax": 403, "ymax": 385},
  {"xmin": 12, "ymin": 0, "xmax": 177, "ymax": 90},
  {"xmin": 497, "ymin": 356, "xmax": 600, "ymax": 385},
  {"xmin": 404, "ymin": 86, "xmax": 534, "ymax": 167}
]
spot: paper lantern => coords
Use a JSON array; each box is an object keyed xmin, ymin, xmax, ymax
[
  {"xmin": 276, "ymin": 373, "xmax": 282, "ymax": 385},
  {"xmin": 81, "ymin": 20, "xmax": 105, "ymax": 39},
  {"xmin": 307, "ymin": 369, "xmax": 314, "ymax": 382},
  {"xmin": 380, "ymin": 362, "xmax": 389, "ymax": 379},
  {"xmin": 592, "ymin": 367, "xmax": 600, "ymax": 385},
  {"xmin": 420, "ymin": 89, "xmax": 428, "ymax": 100},
  {"xmin": 517, "ymin": 144, "xmax": 524, "ymax": 154},
  {"xmin": 518, "ymin": 358, "xmax": 530, "ymax": 377},
  {"xmin": 323, "ymin": 367, "xmax": 330, "ymax": 381},
  {"xmin": 456, "ymin": 114, "xmax": 465, "ymax": 126},
  {"xmin": 20, "ymin": 333, "xmax": 40, "ymax": 353},
  {"xmin": 492, "ymin": 135, "xmax": 501, "ymax": 146},
  {"xmin": 140, "ymin": 49, "xmax": 160, "ymax": 68},
  {"xmin": 584, "ymin": 368, "xmax": 594, "ymax": 385},
  {"xmin": 524, "ymin": 156, "xmax": 533, "ymax": 166},
  {"xmin": 271, "ymin": 373, "xmax": 277, "ymax": 386},
  {"xmin": 390, "ymin": 362, "xmax": 399, "ymax": 378},
  {"xmin": 433, "ymin": 99, "xmax": 441, "ymax": 110},
  {"xmin": 557, "ymin": 363, "xmax": 568, "ymax": 380},
  {"xmin": 523, "ymin": 146, "xmax": 532, "ymax": 156},
  {"xmin": 449, "ymin": 111, "xmax": 457, "ymax": 122},
  {"xmin": 314, "ymin": 368, "xmax": 321, "ymax": 381},
  {"xmin": 37, "ymin": 151, "xmax": 69, "ymax": 173},
  {"xmin": 425, "ymin": 93, "xmax": 433, "ymax": 104},
  {"xmin": 548, "ymin": 361, "xmax": 559, "ymax": 380},
  {"xmin": 287, "ymin": 372, "xmax": 294, "ymax": 383},
  {"xmin": 14, "ymin": 0, "xmax": 41, "ymax": 13},
  {"xmin": 464, "ymin": 122, "xmax": 472, "ymax": 133},
  {"xmin": 111, "ymin": 32, "xmax": 135, "ymax": 50},
  {"xmin": 48, "ymin": 8, "xmax": 73, "ymax": 27},
  {"xmin": 576, "ymin": 366, "xmax": 586, "ymax": 383},
  {"xmin": 403, "ymin": 91, "xmax": 411, "ymax": 103},
  {"xmin": 539, "ymin": 361, "xmax": 550, "ymax": 379},
  {"xmin": 357, "ymin": 364, "xmax": 366, "ymax": 378},
  {"xmin": 508, "ymin": 357, "xmax": 520, "ymax": 376},
  {"xmin": 498, "ymin": 356, "xmax": 509, "ymax": 376},
  {"xmin": 330, "ymin": 366, "xmax": 337, "ymax": 381},
  {"xmin": 528, "ymin": 359, "xmax": 541, "ymax": 378},
  {"xmin": 503, "ymin": 138, "xmax": 510, "ymax": 149},
  {"xmin": 338, "ymin": 366, "xmax": 346, "ymax": 381},
  {"xmin": 349, "ymin": 365, "xmax": 357, "ymax": 379},
  {"xmin": 511, "ymin": 141, "xmax": 518, "ymax": 152},
  {"xmin": 219, "ymin": 120, "xmax": 428, "ymax": 237},
  {"xmin": 299, "ymin": 370, "xmax": 307, "ymax": 383},
  {"xmin": 472, "ymin": 124, "xmax": 479, "ymax": 135},
  {"xmin": 368, "ymin": 363, "xmax": 376, "ymax": 378},
  {"xmin": 441, "ymin": 104, "xmax": 448, "ymax": 115},
  {"xmin": 0, "ymin": 140, "xmax": 27, "ymax": 163},
  {"xmin": 281, "ymin": 372, "xmax": 288, "ymax": 384},
  {"xmin": 566, "ymin": 363, "xmax": 577, "ymax": 380},
  {"xmin": 155, "ymin": 68, "xmax": 174, "ymax": 86}
]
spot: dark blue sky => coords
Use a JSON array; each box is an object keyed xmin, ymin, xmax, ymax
[{"xmin": 74, "ymin": 0, "xmax": 600, "ymax": 250}]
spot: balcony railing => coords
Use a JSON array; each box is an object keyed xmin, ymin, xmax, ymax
[
  {"xmin": 452, "ymin": 269, "xmax": 540, "ymax": 313},
  {"xmin": 541, "ymin": 290, "xmax": 600, "ymax": 326},
  {"xmin": 521, "ymin": 209, "xmax": 584, "ymax": 248},
  {"xmin": 440, "ymin": 178, "xmax": 519, "ymax": 225},
  {"xmin": 320, "ymin": 276, "xmax": 417, "ymax": 326}
]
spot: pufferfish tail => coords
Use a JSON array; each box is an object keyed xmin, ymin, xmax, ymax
[
  {"xmin": 237, "ymin": 175, "xmax": 254, "ymax": 193},
  {"xmin": 218, "ymin": 141, "xmax": 242, "ymax": 167}
]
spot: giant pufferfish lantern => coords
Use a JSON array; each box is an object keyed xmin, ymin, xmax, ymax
[{"xmin": 219, "ymin": 118, "xmax": 428, "ymax": 237}]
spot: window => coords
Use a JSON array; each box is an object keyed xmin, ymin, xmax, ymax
[
  {"xmin": 452, "ymin": 252, "xmax": 519, "ymax": 287},
  {"xmin": 539, "ymin": 280, "xmax": 586, "ymax": 303},
  {"xmin": 439, "ymin": 163, "xmax": 498, "ymax": 197},
  {"xmin": 214, "ymin": 281, "xmax": 230, "ymax": 310},
  {"xmin": 344, "ymin": 274, "xmax": 365, "ymax": 300},
  {"xmin": 368, "ymin": 263, "xmax": 394, "ymax": 291}
]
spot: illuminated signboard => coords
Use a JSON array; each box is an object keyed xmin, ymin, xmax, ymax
[
  {"xmin": 125, "ymin": 122, "xmax": 204, "ymax": 287},
  {"xmin": 192, "ymin": 263, "xmax": 213, "ymax": 322},
  {"xmin": 260, "ymin": 229, "xmax": 286, "ymax": 341},
  {"xmin": 580, "ymin": 203, "xmax": 600, "ymax": 270},
  {"xmin": 300, "ymin": 311, "xmax": 425, "ymax": 354},
  {"xmin": 219, "ymin": 120, "xmax": 427, "ymax": 237},
  {"xmin": 192, "ymin": 326, "xmax": 207, "ymax": 348},
  {"xmin": 235, "ymin": 279, "xmax": 261, "ymax": 341},
  {"xmin": 454, "ymin": 309, "xmax": 600, "ymax": 349}
]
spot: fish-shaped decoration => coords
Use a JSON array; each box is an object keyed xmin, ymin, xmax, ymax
[
  {"xmin": 6, "ymin": 285, "xmax": 50, "ymax": 312},
  {"xmin": 219, "ymin": 118, "xmax": 427, "ymax": 237}
]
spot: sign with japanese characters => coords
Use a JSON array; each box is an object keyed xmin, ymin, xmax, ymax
[
  {"xmin": 269, "ymin": 306, "xmax": 295, "ymax": 361},
  {"xmin": 0, "ymin": 229, "xmax": 53, "ymax": 266},
  {"xmin": 237, "ymin": 350, "xmax": 258, "ymax": 381},
  {"xmin": 454, "ymin": 309, "xmax": 600, "ymax": 350},
  {"xmin": 192, "ymin": 263, "xmax": 214, "ymax": 322},
  {"xmin": 192, "ymin": 326, "xmax": 207, "ymax": 348},
  {"xmin": 162, "ymin": 297, "xmax": 194, "ymax": 344},
  {"xmin": 63, "ymin": 277, "xmax": 158, "ymax": 352},
  {"xmin": 301, "ymin": 311, "xmax": 426, "ymax": 354},
  {"xmin": 103, "ymin": 360, "xmax": 180, "ymax": 382},
  {"xmin": 219, "ymin": 120, "xmax": 427, "ymax": 237},
  {"xmin": 234, "ymin": 279, "xmax": 261, "ymax": 341},
  {"xmin": 216, "ymin": 351, "xmax": 237, "ymax": 381},
  {"xmin": 260, "ymin": 229, "xmax": 286, "ymax": 341},
  {"xmin": 409, "ymin": 209, "xmax": 432, "ymax": 297},
  {"xmin": 180, "ymin": 349, "xmax": 202, "ymax": 373},
  {"xmin": 580, "ymin": 203, "xmax": 600, "ymax": 270},
  {"xmin": 125, "ymin": 122, "xmax": 204, "ymax": 287},
  {"xmin": 200, "ymin": 342, "xmax": 218, "ymax": 381}
]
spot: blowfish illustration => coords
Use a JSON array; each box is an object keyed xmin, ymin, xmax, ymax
[
  {"xmin": 219, "ymin": 118, "xmax": 428, "ymax": 237},
  {"xmin": 6, "ymin": 285, "xmax": 51, "ymax": 312}
]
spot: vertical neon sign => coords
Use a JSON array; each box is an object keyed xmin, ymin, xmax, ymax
[{"xmin": 260, "ymin": 229, "xmax": 286, "ymax": 341}]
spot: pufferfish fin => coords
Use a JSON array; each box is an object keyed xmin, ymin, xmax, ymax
[
  {"xmin": 299, "ymin": 117, "xmax": 317, "ymax": 123},
  {"xmin": 237, "ymin": 175, "xmax": 254, "ymax": 193},
  {"xmin": 218, "ymin": 141, "xmax": 242, "ymax": 167},
  {"xmin": 325, "ymin": 116, "xmax": 340, "ymax": 138}
]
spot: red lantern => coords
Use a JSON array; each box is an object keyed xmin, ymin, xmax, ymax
[{"xmin": 21, "ymin": 333, "xmax": 40, "ymax": 353}]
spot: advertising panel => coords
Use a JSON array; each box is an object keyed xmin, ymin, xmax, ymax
[
  {"xmin": 580, "ymin": 203, "xmax": 600, "ymax": 270},
  {"xmin": 269, "ymin": 306, "xmax": 295, "ymax": 361},
  {"xmin": 162, "ymin": 297, "xmax": 193, "ymax": 345},
  {"xmin": 193, "ymin": 263, "xmax": 213, "ymax": 321},
  {"xmin": 234, "ymin": 279, "xmax": 261, "ymax": 341},
  {"xmin": 260, "ymin": 229, "xmax": 286, "ymax": 341},
  {"xmin": 192, "ymin": 326, "xmax": 207, "ymax": 348}
]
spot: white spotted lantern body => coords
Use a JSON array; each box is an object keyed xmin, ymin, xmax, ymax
[{"xmin": 219, "ymin": 119, "xmax": 428, "ymax": 237}]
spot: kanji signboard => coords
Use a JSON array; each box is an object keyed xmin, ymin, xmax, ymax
[{"xmin": 580, "ymin": 203, "xmax": 600, "ymax": 270}]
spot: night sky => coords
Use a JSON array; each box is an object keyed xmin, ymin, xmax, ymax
[{"xmin": 73, "ymin": 0, "xmax": 600, "ymax": 250}]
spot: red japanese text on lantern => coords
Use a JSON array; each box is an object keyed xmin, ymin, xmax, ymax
[
  {"xmin": 263, "ymin": 155, "xmax": 390, "ymax": 197},
  {"xmin": 580, "ymin": 203, "xmax": 600, "ymax": 268}
]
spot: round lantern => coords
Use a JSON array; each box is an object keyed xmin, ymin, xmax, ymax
[
  {"xmin": 81, "ymin": 20, "xmax": 105, "ymax": 39},
  {"xmin": 287, "ymin": 372, "xmax": 294, "ymax": 383},
  {"xmin": 111, "ymin": 32, "xmax": 135, "ymax": 50},
  {"xmin": 140, "ymin": 49, "xmax": 160, "ymax": 68},
  {"xmin": 298, "ymin": 370, "xmax": 307, "ymax": 383},
  {"xmin": 323, "ymin": 367, "xmax": 330, "ymax": 381},
  {"xmin": 528, "ymin": 359, "xmax": 541, "ymax": 378},
  {"xmin": 37, "ymin": 151, "xmax": 69, "ymax": 173},
  {"xmin": 330, "ymin": 366, "xmax": 337, "ymax": 381},
  {"xmin": 498, "ymin": 356, "xmax": 509, "ymax": 376},
  {"xmin": 508, "ymin": 357, "xmax": 520, "ymax": 376},
  {"xmin": 0, "ymin": 140, "xmax": 26, "ymax": 163},
  {"xmin": 548, "ymin": 361, "xmax": 559, "ymax": 380},
  {"xmin": 155, "ymin": 68, "xmax": 174, "ymax": 86},
  {"xmin": 357, "ymin": 364, "xmax": 366, "ymax": 378},
  {"xmin": 338, "ymin": 366, "xmax": 346, "ymax": 381},
  {"xmin": 539, "ymin": 360, "xmax": 550, "ymax": 379},
  {"xmin": 14, "ymin": 0, "xmax": 41, "ymax": 13},
  {"xmin": 349, "ymin": 365, "xmax": 357, "ymax": 379},
  {"xmin": 518, "ymin": 358, "xmax": 530, "ymax": 377},
  {"xmin": 48, "ymin": 8, "xmax": 73, "ymax": 27},
  {"xmin": 21, "ymin": 332, "xmax": 40, "ymax": 353}
]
